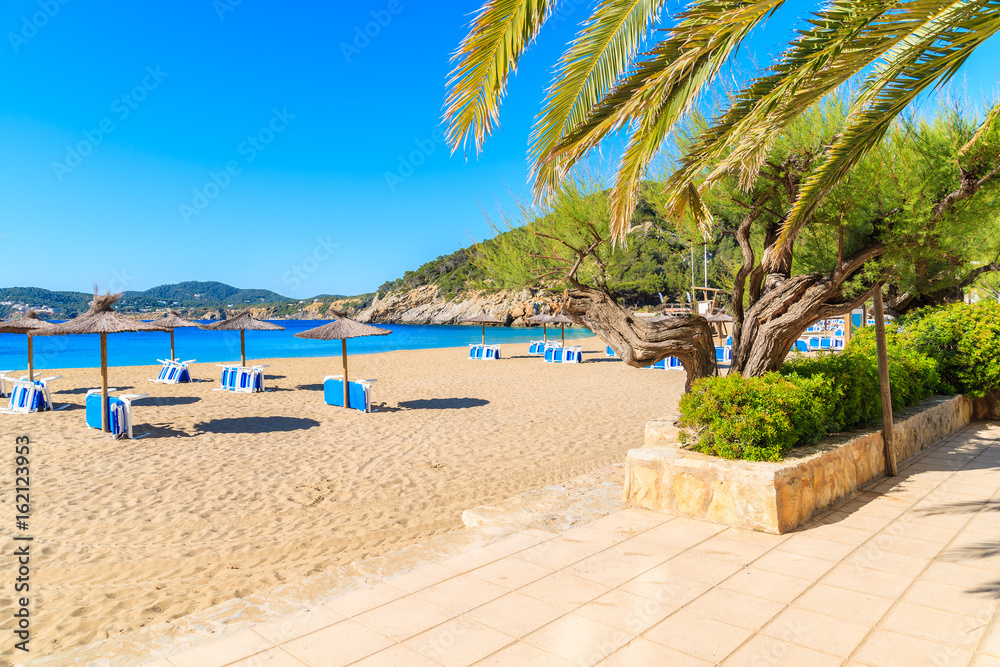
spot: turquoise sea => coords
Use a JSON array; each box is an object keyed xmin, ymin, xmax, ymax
[{"xmin": 0, "ymin": 321, "xmax": 592, "ymax": 370}]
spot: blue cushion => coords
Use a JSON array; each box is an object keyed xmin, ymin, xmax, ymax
[
  {"xmin": 324, "ymin": 378, "xmax": 369, "ymax": 412},
  {"xmin": 86, "ymin": 394, "xmax": 122, "ymax": 431}
]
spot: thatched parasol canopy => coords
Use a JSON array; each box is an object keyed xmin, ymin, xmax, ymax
[
  {"xmin": 547, "ymin": 313, "xmax": 574, "ymax": 345},
  {"xmin": 463, "ymin": 310, "xmax": 503, "ymax": 345},
  {"xmin": 152, "ymin": 310, "xmax": 201, "ymax": 360},
  {"xmin": 0, "ymin": 310, "xmax": 56, "ymax": 381},
  {"xmin": 526, "ymin": 313, "xmax": 551, "ymax": 342},
  {"xmin": 200, "ymin": 310, "xmax": 284, "ymax": 367},
  {"xmin": 33, "ymin": 291, "xmax": 166, "ymax": 432},
  {"xmin": 705, "ymin": 313, "xmax": 733, "ymax": 323},
  {"xmin": 295, "ymin": 316, "xmax": 391, "ymax": 410}
]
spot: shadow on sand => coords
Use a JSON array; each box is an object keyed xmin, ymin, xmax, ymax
[
  {"xmin": 395, "ymin": 397, "xmax": 489, "ymax": 411},
  {"xmin": 194, "ymin": 416, "xmax": 320, "ymax": 434}
]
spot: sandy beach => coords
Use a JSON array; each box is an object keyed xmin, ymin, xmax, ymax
[{"xmin": 0, "ymin": 337, "xmax": 685, "ymax": 660}]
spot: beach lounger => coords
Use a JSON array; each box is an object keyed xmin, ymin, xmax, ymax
[
  {"xmin": 0, "ymin": 371, "xmax": 13, "ymax": 397},
  {"xmin": 484, "ymin": 344, "xmax": 502, "ymax": 360},
  {"xmin": 528, "ymin": 341, "xmax": 546, "ymax": 356},
  {"xmin": 819, "ymin": 338, "xmax": 833, "ymax": 350},
  {"xmin": 323, "ymin": 375, "xmax": 376, "ymax": 412},
  {"xmin": 715, "ymin": 346, "xmax": 732, "ymax": 363},
  {"xmin": 807, "ymin": 336, "xmax": 822, "ymax": 351},
  {"xmin": 644, "ymin": 358, "xmax": 668, "ymax": 370},
  {"xmin": 215, "ymin": 364, "xmax": 268, "ymax": 393},
  {"xmin": 605, "ymin": 346, "xmax": 617, "ymax": 357},
  {"xmin": 791, "ymin": 339, "xmax": 809, "ymax": 353},
  {"xmin": 468, "ymin": 344, "xmax": 501, "ymax": 360},
  {"xmin": 150, "ymin": 358, "xmax": 195, "ymax": 384},
  {"xmin": 0, "ymin": 377, "xmax": 58, "ymax": 414},
  {"xmin": 85, "ymin": 389, "xmax": 148, "ymax": 439},
  {"xmin": 668, "ymin": 356, "xmax": 684, "ymax": 370},
  {"xmin": 544, "ymin": 345, "xmax": 582, "ymax": 363},
  {"xmin": 832, "ymin": 337, "xmax": 845, "ymax": 350}
]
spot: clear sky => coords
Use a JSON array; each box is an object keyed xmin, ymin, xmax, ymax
[{"xmin": 1, "ymin": 1, "xmax": 998, "ymax": 298}]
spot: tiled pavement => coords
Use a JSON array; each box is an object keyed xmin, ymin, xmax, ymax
[{"xmin": 147, "ymin": 423, "xmax": 1000, "ymax": 666}]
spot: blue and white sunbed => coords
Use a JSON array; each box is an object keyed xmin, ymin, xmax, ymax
[
  {"xmin": 605, "ymin": 346, "xmax": 616, "ymax": 357},
  {"xmin": 791, "ymin": 339, "xmax": 809, "ymax": 353},
  {"xmin": 85, "ymin": 389, "xmax": 148, "ymax": 439},
  {"xmin": 150, "ymin": 359, "xmax": 195, "ymax": 384},
  {"xmin": 468, "ymin": 344, "xmax": 501, "ymax": 360},
  {"xmin": 528, "ymin": 340, "xmax": 554, "ymax": 356},
  {"xmin": 215, "ymin": 364, "xmax": 268, "ymax": 393},
  {"xmin": 715, "ymin": 346, "xmax": 732, "ymax": 363},
  {"xmin": 543, "ymin": 345, "xmax": 582, "ymax": 364},
  {"xmin": 0, "ymin": 376, "xmax": 61, "ymax": 414},
  {"xmin": 324, "ymin": 375, "xmax": 376, "ymax": 412}
]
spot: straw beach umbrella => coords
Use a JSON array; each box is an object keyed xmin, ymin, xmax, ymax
[
  {"xmin": 526, "ymin": 313, "xmax": 551, "ymax": 343},
  {"xmin": 547, "ymin": 313, "xmax": 573, "ymax": 346},
  {"xmin": 33, "ymin": 291, "xmax": 166, "ymax": 432},
  {"xmin": 151, "ymin": 310, "xmax": 200, "ymax": 360},
  {"xmin": 0, "ymin": 310, "xmax": 55, "ymax": 381},
  {"xmin": 200, "ymin": 310, "xmax": 284, "ymax": 366},
  {"xmin": 295, "ymin": 316, "xmax": 391, "ymax": 409},
  {"xmin": 463, "ymin": 310, "xmax": 503, "ymax": 345}
]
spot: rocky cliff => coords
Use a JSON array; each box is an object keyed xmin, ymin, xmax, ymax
[{"xmin": 356, "ymin": 286, "xmax": 562, "ymax": 326}]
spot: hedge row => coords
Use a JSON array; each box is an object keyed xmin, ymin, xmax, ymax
[{"xmin": 678, "ymin": 301, "xmax": 999, "ymax": 462}]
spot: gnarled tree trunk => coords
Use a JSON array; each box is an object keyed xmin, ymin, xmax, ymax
[{"xmin": 563, "ymin": 285, "xmax": 716, "ymax": 390}]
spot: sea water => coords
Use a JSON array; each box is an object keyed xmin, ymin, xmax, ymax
[{"xmin": 0, "ymin": 321, "xmax": 592, "ymax": 370}]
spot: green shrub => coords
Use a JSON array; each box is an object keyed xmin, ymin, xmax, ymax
[
  {"xmin": 678, "ymin": 373, "xmax": 837, "ymax": 462},
  {"xmin": 902, "ymin": 301, "xmax": 1000, "ymax": 398},
  {"xmin": 780, "ymin": 350, "xmax": 880, "ymax": 431},
  {"xmin": 844, "ymin": 327, "xmax": 942, "ymax": 408}
]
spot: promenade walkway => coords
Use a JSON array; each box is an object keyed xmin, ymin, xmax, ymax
[{"xmin": 124, "ymin": 423, "xmax": 1000, "ymax": 665}]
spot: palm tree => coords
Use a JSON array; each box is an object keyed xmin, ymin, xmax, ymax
[{"xmin": 444, "ymin": 0, "xmax": 1000, "ymax": 246}]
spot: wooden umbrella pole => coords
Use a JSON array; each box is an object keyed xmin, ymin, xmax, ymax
[
  {"xmin": 481, "ymin": 323, "xmax": 485, "ymax": 345},
  {"xmin": 561, "ymin": 323, "xmax": 565, "ymax": 346},
  {"xmin": 873, "ymin": 287, "xmax": 897, "ymax": 476},
  {"xmin": 27, "ymin": 335, "xmax": 34, "ymax": 381},
  {"xmin": 240, "ymin": 330, "xmax": 246, "ymax": 366},
  {"xmin": 170, "ymin": 329, "xmax": 176, "ymax": 360},
  {"xmin": 100, "ymin": 333, "xmax": 109, "ymax": 433},
  {"xmin": 542, "ymin": 324, "xmax": 547, "ymax": 343},
  {"xmin": 342, "ymin": 339, "xmax": 349, "ymax": 409}
]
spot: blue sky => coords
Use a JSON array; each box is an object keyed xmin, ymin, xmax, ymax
[{"xmin": 1, "ymin": 1, "xmax": 998, "ymax": 298}]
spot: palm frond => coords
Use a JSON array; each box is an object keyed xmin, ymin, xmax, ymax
[
  {"xmin": 545, "ymin": 0, "xmax": 785, "ymax": 240},
  {"xmin": 779, "ymin": 1, "xmax": 1000, "ymax": 250},
  {"xmin": 530, "ymin": 0, "xmax": 667, "ymax": 200},
  {"xmin": 444, "ymin": 0, "xmax": 559, "ymax": 155},
  {"xmin": 665, "ymin": 0, "xmax": 959, "ymax": 218}
]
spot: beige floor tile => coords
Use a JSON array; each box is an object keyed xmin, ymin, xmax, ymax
[
  {"xmin": 902, "ymin": 579, "xmax": 1000, "ymax": 617},
  {"xmin": 972, "ymin": 654, "xmax": 1000, "ymax": 667},
  {"xmin": 600, "ymin": 637, "xmax": 711, "ymax": 666},
  {"xmin": 466, "ymin": 590, "xmax": 566, "ymax": 637},
  {"xmin": 227, "ymin": 647, "xmax": 308, "ymax": 666},
  {"xmin": 922, "ymin": 560, "xmax": 999, "ymax": 589},
  {"xmin": 523, "ymin": 613, "xmax": 634, "ymax": 665},
  {"xmin": 777, "ymin": 534, "xmax": 858, "ymax": 561},
  {"xmin": 282, "ymin": 620, "xmax": 393, "ymax": 667},
  {"xmin": 618, "ymin": 566, "xmax": 712, "ymax": 607},
  {"xmin": 405, "ymin": 616, "xmax": 514, "ymax": 667},
  {"xmin": 323, "ymin": 582, "xmax": 406, "ymax": 617},
  {"xmin": 761, "ymin": 607, "xmax": 870, "ymax": 657},
  {"xmin": 168, "ymin": 630, "xmax": 274, "ymax": 667},
  {"xmin": 415, "ymin": 573, "xmax": 509, "ymax": 613},
  {"xmin": 981, "ymin": 618, "xmax": 1000, "ymax": 655},
  {"xmin": 819, "ymin": 511, "xmax": 892, "ymax": 533},
  {"xmin": 804, "ymin": 522, "xmax": 874, "ymax": 546},
  {"xmin": 385, "ymin": 563, "xmax": 457, "ymax": 593},
  {"xmin": 853, "ymin": 629, "xmax": 973, "ymax": 667},
  {"xmin": 519, "ymin": 570, "xmax": 611, "ymax": 611},
  {"xmin": 716, "ymin": 527, "xmax": 789, "ymax": 548},
  {"xmin": 438, "ymin": 546, "xmax": 507, "ymax": 573},
  {"xmin": 575, "ymin": 589, "xmax": 673, "ymax": 634},
  {"xmin": 638, "ymin": 520, "xmax": 724, "ymax": 551},
  {"xmin": 659, "ymin": 552, "xmax": 744, "ymax": 585},
  {"xmin": 355, "ymin": 595, "xmax": 457, "ymax": 641},
  {"xmin": 473, "ymin": 641, "xmax": 573, "ymax": 666},
  {"xmin": 643, "ymin": 609, "xmax": 752, "ymax": 663},
  {"xmin": 515, "ymin": 539, "xmax": 591, "ymax": 570},
  {"xmin": 822, "ymin": 563, "xmax": 914, "ymax": 598},
  {"xmin": 845, "ymin": 545, "xmax": 930, "ymax": 577},
  {"xmin": 468, "ymin": 556, "xmax": 553, "ymax": 590},
  {"xmin": 551, "ymin": 523, "xmax": 631, "ymax": 552},
  {"xmin": 882, "ymin": 601, "xmax": 990, "ymax": 647},
  {"xmin": 719, "ymin": 567, "xmax": 812, "ymax": 604},
  {"xmin": 689, "ymin": 535, "xmax": 773, "ymax": 566},
  {"xmin": 721, "ymin": 633, "xmax": 842, "ymax": 667},
  {"xmin": 753, "ymin": 549, "xmax": 837, "ymax": 580},
  {"xmin": 792, "ymin": 583, "xmax": 893, "ymax": 625},
  {"xmin": 254, "ymin": 607, "xmax": 345, "ymax": 644},
  {"xmin": 871, "ymin": 532, "xmax": 948, "ymax": 559},
  {"xmin": 483, "ymin": 529, "xmax": 553, "ymax": 556},
  {"xmin": 350, "ymin": 644, "xmax": 441, "ymax": 667},
  {"xmin": 684, "ymin": 587, "xmax": 785, "ymax": 630},
  {"xmin": 565, "ymin": 541, "xmax": 673, "ymax": 587},
  {"xmin": 584, "ymin": 508, "xmax": 670, "ymax": 536}
]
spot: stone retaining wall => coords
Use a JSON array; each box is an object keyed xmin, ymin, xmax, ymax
[{"xmin": 624, "ymin": 395, "xmax": 974, "ymax": 533}]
